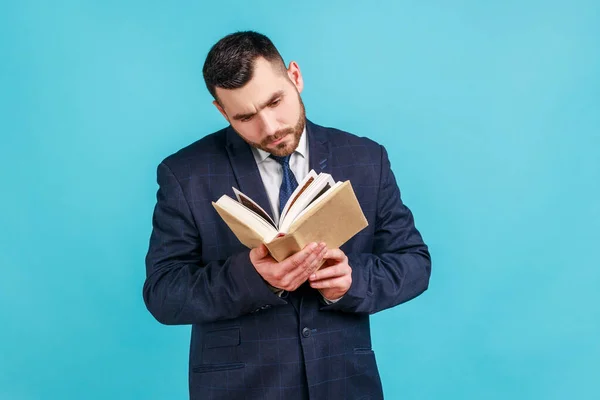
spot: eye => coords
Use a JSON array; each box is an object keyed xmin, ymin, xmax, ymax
[
  {"xmin": 240, "ymin": 115, "xmax": 254, "ymax": 122},
  {"xmin": 269, "ymin": 98, "xmax": 281, "ymax": 107}
]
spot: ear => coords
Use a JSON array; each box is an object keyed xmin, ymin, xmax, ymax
[
  {"xmin": 213, "ymin": 99, "xmax": 230, "ymax": 122},
  {"xmin": 286, "ymin": 61, "xmax": 304, "ymax": 94}
]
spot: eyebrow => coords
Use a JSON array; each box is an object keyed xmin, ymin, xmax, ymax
[{"xmin": 231, "ymin": 90, "xmax": 284, "ymax": 121}]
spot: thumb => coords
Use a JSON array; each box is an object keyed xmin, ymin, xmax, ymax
[{"xmin": 256, "ymin": 243, "xmax": 269, "ymax": 258}]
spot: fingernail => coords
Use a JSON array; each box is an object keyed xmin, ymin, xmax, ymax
[
  {"xmin": 310, "ymin": 274, "xmax": 316, "ymax": 280},
  {"xmin": 310, "ymin": 243, "xmax": 318, "ymax": 250}
]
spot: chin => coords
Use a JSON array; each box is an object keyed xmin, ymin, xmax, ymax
[
  {"xmin": 269, "ymin": 147, "xmax": 292, "ymax": 157},
  {"xmin": 264, "ymin": 137, "xmax": 285, "ymax": 153},
  {"xmin": 273, "ymin": 139, "xmax": 298, "ymax": 156}
]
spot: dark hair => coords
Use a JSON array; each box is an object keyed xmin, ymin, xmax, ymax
[{"xmin": 202, "ymin": 31, "xmax": 286, "ymax": 101}]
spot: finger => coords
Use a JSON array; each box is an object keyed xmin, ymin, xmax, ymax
[
  {"xmin": 323, "ymin": 248, "xmax": 346, "ymax": 262},
  {"xmin": 304, "ymin": 247, "xmax": 328, "ymax": 276},
  {"xmin": 279, "ymin": 242, "xmax": 316, "ymax": 271},
  {"xmin": 258, "ymin": 243, "xmax": 269, "ymax": 258},
  {"xmin": 251, "ymin": 243, "xmax": 269, "ymax": 260},
  {"xmin": 309, "ymin": 276, "xmax": 350, "ymax": 290},
  {"xmin": 309, "ymin": 263, "xmax": 349, "ymax": 281},
  {"xmin": 287, "ymin": 244, "xmax": 327, "ymax": 284},
  {"xmin": 285, "ymin": 242, "xmax": 325, "ymax": 270}
]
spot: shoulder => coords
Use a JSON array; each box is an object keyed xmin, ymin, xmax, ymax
[
  {"xmin": 311, "ymin": 121, "xmax": 381, "ymax": 147},
  {"xmin": 158, "ymin": 126, "xmax": 228, "ymax": 175},
  {"xmin": 309, "ymin": 120, "xmax": 385, "ymax": 162}
]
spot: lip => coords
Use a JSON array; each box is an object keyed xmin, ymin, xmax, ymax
[{"xmin": 270, "ymin": 135, "xmax": 287, "ymax": 146}]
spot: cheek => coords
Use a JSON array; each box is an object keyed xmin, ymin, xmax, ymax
[
  {"xmin": 279, "ymin": 101, "xmax": 300, "ymax": 124},
  {"xmin": 233, "ymin": 122, "xmax": 261, "ymax": 142}
]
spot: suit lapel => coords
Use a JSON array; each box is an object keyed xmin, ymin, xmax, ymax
[
  {"xmin": 225, "ymin": 126, "xmax": 274, "ymax": 222},
  {"xmin": 307, "ymin": 120, "xmax": 332, "ymax": 176}
]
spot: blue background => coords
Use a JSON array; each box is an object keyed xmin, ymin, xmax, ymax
[{"xmin": 1, "ymin": 0, "xmax": 599, "ymax": 399}]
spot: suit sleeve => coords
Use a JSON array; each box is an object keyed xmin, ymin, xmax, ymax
[
  {"xmin": 322, "ymin": 145, "xmax": 432, "ymax": 314},
  {"xmin": 143, "ymin": 162, "xmax": 287, "ymax": 325}
]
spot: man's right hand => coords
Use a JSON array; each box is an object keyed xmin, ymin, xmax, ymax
[{"xmin": 250, "ymin": 242, "xmax": 327, "ymax": 292}]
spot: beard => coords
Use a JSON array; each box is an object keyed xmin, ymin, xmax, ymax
[{"xmin": 237, "ymin": 93, "xmax": 306, "ymax": 157}]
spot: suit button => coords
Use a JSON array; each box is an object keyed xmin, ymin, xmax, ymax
[{"xmin": 302, "ymin": 327, "xmax": 311, "ymax": 338}]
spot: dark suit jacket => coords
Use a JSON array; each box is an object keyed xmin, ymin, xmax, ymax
[{"xmin": 144, "ymin": 120, "xmax": 431, "ymax": 400}]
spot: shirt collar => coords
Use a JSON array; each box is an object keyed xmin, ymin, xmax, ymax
[{"xmin": 252, "ymin": 127, "xmax": 308, "ymax": 163}]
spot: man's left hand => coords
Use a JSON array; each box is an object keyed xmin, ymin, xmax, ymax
[{"xmin": 308, "ymin": 248, "xmax": 352, "ymax": 301}]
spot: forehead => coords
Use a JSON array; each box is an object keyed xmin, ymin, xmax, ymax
[{"xmin": 217, "ymin": 58, "xmax": 288, "ymax": 112}]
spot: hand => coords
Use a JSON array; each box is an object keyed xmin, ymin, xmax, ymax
[
  {"xmin": 308, "ymin": 248, "xmax": 352, "ymax": 301},
  {"xmin": 250, "ymin": 242, "xmax": 327, "ymax": 292}
]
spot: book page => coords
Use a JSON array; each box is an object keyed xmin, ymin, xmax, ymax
[
  {"xmin": 279, "ymin": 170, "xmax": 318, "ymax": 225},
  {"xmin": 214, "ymin": 195, "xmax": 279, "ymax": 243},
  {"xmin": 293, "ymin": 181, "xmax": 343, "ymax": 223},
  {"xmin": 284, "ymin": 177, "xmax": 314, "ymax": 216},
  {"xmin": 307, "ymin": 183, "xmax": 332, "ymax": 207},
  {"xmin": 233, "ymin": 187, "xmax": 276, "ymax": 228},
  {"xmin": 279, "ymin": 173, "xmax": 336, "ymax": 234}
]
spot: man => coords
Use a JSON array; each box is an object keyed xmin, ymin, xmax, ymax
[{"xmin": 144, "ymin": 31, "xmax": 431, "ymax": 400}]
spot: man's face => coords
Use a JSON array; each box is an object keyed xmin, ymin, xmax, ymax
[{"xmin": 214, "ymin": 57, "xmax": 306, "ymax": 157}]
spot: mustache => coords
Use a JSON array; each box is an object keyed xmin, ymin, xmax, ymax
[{"xmin": 263, "ymin": 129, "xmax": 294, "ymax": 145}]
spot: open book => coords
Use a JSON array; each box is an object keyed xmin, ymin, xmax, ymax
[{"xmin": 212, "ymin": 170, "xmax": 368, "ymax": 262}]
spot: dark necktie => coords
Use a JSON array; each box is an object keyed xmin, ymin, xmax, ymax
[{"xmin": 270, "ymin": 154, "xmax": 299, "ymax": 216}]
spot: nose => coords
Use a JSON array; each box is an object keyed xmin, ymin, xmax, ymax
[{"xmin": 260, "ymin": 113, "xmax": 279, "ymax": 136}]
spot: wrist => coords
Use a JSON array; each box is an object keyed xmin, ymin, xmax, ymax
[{"xmin": 320, "ymin": 290, "xmax": 343, "ymax": 304}]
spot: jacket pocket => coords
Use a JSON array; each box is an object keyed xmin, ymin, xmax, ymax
[
  {"xmin": 192, "ymin": 362, "xmax": 245, "ymax": 374},
  {"xmin": 203, "ymin": 327, "xmax": 240, "ymax": 349},
  {"xmin": 353, "ymin": 347, "xmax": 374, "ymax": 355}
]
